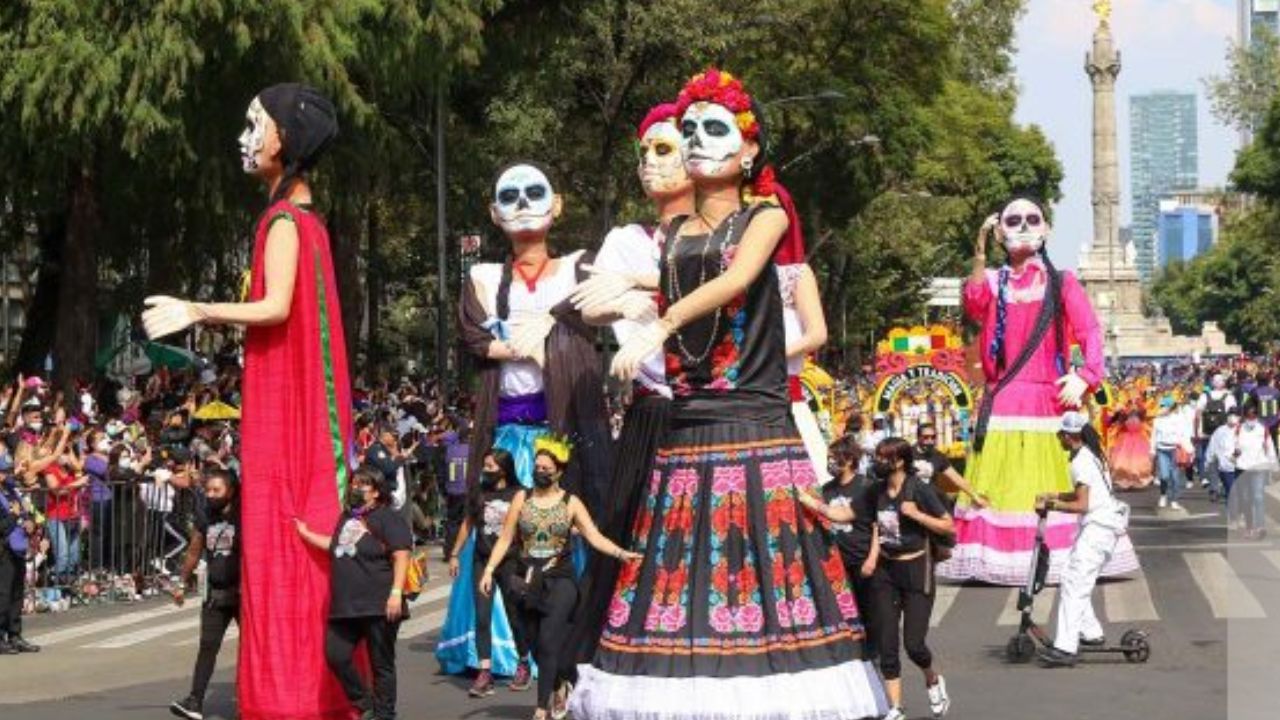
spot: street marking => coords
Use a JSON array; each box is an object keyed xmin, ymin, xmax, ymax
[
  {"xmin": 1102, "ymin": 575, "xmax": 1158, "ymax": 622},
  {"xmin": 930, "ymin": 585, "xmax": 960, "ymax": 627},
  {"xmin": 1267, "ymin": 484, "xmax": 1280, "ymax": 504},
  {"xmin": 399, "ymin": 607, "xmax": 449, "ymax": 639},
  {"xmin": 175, "ymin": 626, "xmax": 240, "ymax": 647},
  {"xmin": 1134, "ymin": 542, "xmax": 1270, "ymax": 551},
  {"xmin": 84, "ymin": 617, "xmax": 199, "ymax": 649},
  {"xmin": 997, "ymin": 587, "xmax": 1056, "ymax": 626},
  {"xmin": 1261, "ymin": 550, "xmax": 1280, "ymax": 576},
  {"xmin": 28, "ymin": 602, "xmax": 195, "ymax": 646},
  {"xmin": 1183, "ymin": 552, "xmax": 1266, "ymax": 619}
]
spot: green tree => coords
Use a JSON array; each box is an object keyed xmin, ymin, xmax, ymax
[
  {"xmin": 1233, "ymin": 94, "xmax": 1280, "ymax": 203},
  {"xmin": 1205, "ymin": 25, "xmax": 1280, "ymax": 135}
]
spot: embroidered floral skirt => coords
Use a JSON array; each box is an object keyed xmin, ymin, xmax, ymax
[{"xmin": 570, "ymin": 420, "xmax": 886, "ymax": 720}]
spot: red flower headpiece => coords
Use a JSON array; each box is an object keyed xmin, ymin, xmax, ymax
[
  {"xmin": 637, "ymin": 102, "xmax": 680, "ymax": 139},
  {"xmin": 675, "ymin": 68, "xmax": 760, "ymax": 140}
]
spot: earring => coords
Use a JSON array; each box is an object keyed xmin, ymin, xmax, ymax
[{"xmin": 742, "ymin": 156, "xmax": 754, "ymax": 174}]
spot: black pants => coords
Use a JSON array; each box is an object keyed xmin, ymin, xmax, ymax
[
  {"xmin": 325, "ymin": 616, "xmax": 401, "ymax": 719},
  {"xmin": 522, "ymin": 576, "xmax": 578, "ymax": 710},
  {"xmin": 841, "ymin": 555, "xmax": 878, "ymax": 659},
  {"xmin": 442, "ymin": 495, "xmax": 466, "ymax": 562},
  {"xmin": 869, "ymin": 555, "xmax": 935, "ymax": 680},
  {"xmin": 190, "ymin": 601, "xmax": 238, "ymax": 700},
  {"xmin": 0, "ymin": 549, "xmax": 24, "ymax": 638},
  {"xmin": 474, "ymin": 557, "xmax": 528, "ymax": 664}
]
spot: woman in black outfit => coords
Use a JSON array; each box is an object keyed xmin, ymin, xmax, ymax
[
  {"xmin": 295, "ymin": 464, "xmax": 412, "ymax": 720},
  {"xmin": 817, "ymin": 434, "xmax": 879, "ymax": 654},
  {"xmin": 803, "ymin": 437, "xmax": 954, "ymax": 720},
  {"xmin": 446, "ymin": 448, "xmax": 531, "ymax": 696}
]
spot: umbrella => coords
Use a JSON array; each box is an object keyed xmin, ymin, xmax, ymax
[
  {"xmin": 194, "ymin": 401, "xmax": 241, "ymax": 421},
  {"xmin": 144, "ymin": 342, "xmax": 198, "ymax": 370}
]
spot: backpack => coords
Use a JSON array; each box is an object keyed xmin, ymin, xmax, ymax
[{"xmin": 1202, "ymin": 394, "xmax": 1229, "ymax": 436}]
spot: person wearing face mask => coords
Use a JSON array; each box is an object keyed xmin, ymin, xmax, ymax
[
  {"xmin": 296, "ymin": 465, "xmax": 412, "ymax": 720},
  {"xmin": 1208, "ymin": 411, "xmax": 1242, "ymax": 525},
  {"xmin": 481, "ymin": 438, "xmax": 639, "ymax": 720},
  {"xmin": 1036, "ymin": 411, "xmax": 1131, "ymax": 668},
  {"xmin": 83, "ymin": 430, "xmax": 115, "ymax": 573},
  {"xmin": 942, "ymin": 199, "xmax": 1139, "ymax": 587},
  {"xmin": 1198, "ymin": 373, "xmax": 1236, "ymax": 498},
  {"xmin": 458, "ymin": 160, "xmax": 612, "ymax": 521},
  {"xmin": 1151, "ymin": 396, "xmax": 1189, "ymax": 511},
  {"xmin": 170, "ymin": 469, "xmax": 241, "ymax": 720},
  {"xmin": 141, "ymin": 83, "xmax": 353, "ymax": 720},
  {"xmin": 913, "ymin": 422, "xmax": 988, "ymax": 511},
  {"xmin": 437, "ymin": 449, "xmax": 532, "ymax": 695},
  {"xmin": 1232, "ymin": 403, "xmax": 1277, "ymax": 540},
  {"xmin": 806, "ymin": 437, "xmax": 953, "ymax": 719},
  {"xmin": 815, "ymin": 435, "xmax": 879, "ymax": 654}
]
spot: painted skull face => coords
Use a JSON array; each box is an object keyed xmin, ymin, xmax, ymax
[
  {"xmin": 238, "ymin": 97, "xmax": 270, "ymax": 174},
  {"xmin": 638, "ymin": 120, "xmax": 691, "ymax": 197},
  {"xmin": 680, "ymin": 102, "xmax": 745, "ymax": 180},
  {"xmin": 999, "ymin": 199, "xmax": 1050, "ymax": 255},
  {"xmin": 492, "ymin": 164, "xmax": 556, "ymax": 236}
]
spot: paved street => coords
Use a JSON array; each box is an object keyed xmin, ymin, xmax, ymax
[{"xmin": 5, "ymin": 483, "xmax": 1280, "ymax": 720}]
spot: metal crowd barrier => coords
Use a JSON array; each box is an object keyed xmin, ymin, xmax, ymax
[{"xmin": 25, "ymin": 479, "xmax": 191, "ymax": 613}]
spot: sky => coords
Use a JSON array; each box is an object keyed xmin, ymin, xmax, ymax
[{"xmin": 1012, "ymin": 0, "xmax": 1240, "ymax": 268}]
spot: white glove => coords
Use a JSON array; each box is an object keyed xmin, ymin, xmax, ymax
[
  {"xmin": 508, "ymin": 313, "xmax": 556, "ymax": 367},
  {"xmin": 142, "ymin": 296, "xmax": 203, "ymax": 340},
  {"xmin": 611, "ymin": 320, "xmax": 672, "ymax": 381},
  {"xmin": 1055, "ymin": 371, "xmax": 1089, "ymax": 408},
  {"xmin": 612, "ymin": 291, "xmax": 658, "ymax": 323},
  {"xmin": 569, "ymin": 264, "xmax": 637, "ymax": 313}
]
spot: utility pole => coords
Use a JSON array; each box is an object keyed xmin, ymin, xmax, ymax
[{"xmin": 435, "ymin": 83, "xmax": 449, "ymax": 386}]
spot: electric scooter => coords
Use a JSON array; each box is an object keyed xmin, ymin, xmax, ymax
[{"xmin": 1004, "ymin": 505, "xmax": 1151, "ymax": 665}]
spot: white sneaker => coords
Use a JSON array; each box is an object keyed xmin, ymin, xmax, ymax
[
  {"xmin": 1171, "ymin": 501, "xmax": 1184, "ymax": 511},
  {"xmin": 1158, "ymin": 496, "xmax": 1168, "ymax": 509},
  {"xmin": 1201, "ymin": 479, "xmax": 1210, "ymax": 488},
  {"xmin": 883, "ymin": 707, "xmax": 906, "ymax": 720},
  {"xmin": 928, "ymin": 676, "xmax": 951, "ymax": 718}
]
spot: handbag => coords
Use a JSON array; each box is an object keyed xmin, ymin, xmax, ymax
[
  {"xmin": 404, "ymin": 547, "xmax": 428, "ymax": 601},
  {"xmin": 1174, "ymin": 445, "xmax": 1194, "ymax": 468}
]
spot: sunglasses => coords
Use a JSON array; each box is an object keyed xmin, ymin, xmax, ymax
[{"xmin": 1003, "ymin": 213, "xmax": 1043, "ymax": 229}]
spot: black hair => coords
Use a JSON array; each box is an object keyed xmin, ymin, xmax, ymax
[
  {"xmin": 203, "ymin": 467, "xmax": 239, "ymax": 496},
  {"xmin": 490, "ymin": 160, "xmax": 559, "ymax": 195},
  {"xmin": 350, "ymin": 463, "xmax": 393, "ymax": 507},
  {"xmin": 828, "ymin": 434, "xmax": 863, "ymax": 470},
  {"xmin": 535, "ymin": 448, "xmax": 570, "ymax": 471},
  {"xmin": 875, "ymin": 436, "xmax": 916, "ymax": 474},
  {"xmin": 466, "ymin": 447, "xmax": 517, "ymax": 524}
]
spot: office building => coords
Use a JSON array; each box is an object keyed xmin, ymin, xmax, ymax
[
  {"xmin": 1156, "ymin": 199, "xmax": 1217, "ymax": 269},
  {"xmin": 1129, "ymin": 91, "xmax": 1198, "ymax": 281}
]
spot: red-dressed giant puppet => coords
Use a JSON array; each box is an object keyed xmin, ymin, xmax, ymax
[{"xmin": 143, "ymin": 84, "xmax": 354, "ymax": 720}]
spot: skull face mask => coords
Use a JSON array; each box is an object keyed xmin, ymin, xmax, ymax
[
  {"xmin": 492, "ymin": 164, "xmax": 557, "ymax": 237},
  {"xmin": 239, "ymin": 97, "xmax": 271, "ymax": 174},
  {"xmin": 999, "ymin": 199, "xmax": 1050, "ymax": 255},
  {"xmin": 638, "ymin": 120, "xmax": 691, "ymax": 198},
  {"xmin": 680, "ymin": 102, "xmax": 745, "ymax": 180}
]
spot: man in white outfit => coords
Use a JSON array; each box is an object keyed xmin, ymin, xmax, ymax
[{"xmin": 1037, "ymin": 411, "xmax": 1130, "ymax": 668}]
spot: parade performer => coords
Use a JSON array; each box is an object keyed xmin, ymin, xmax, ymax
[
  {"xmin": 570, "ymin": 68, "xmax": 886, "ymax": 720},
  {"xmin": 939, "ymin": 199, "xmax": 1138, "ymax": 585},
  {"xmin": 780, "ymin": 261, "xmax": 832, "ymax": 484},
  {"xmin": 1107, "ymin": 405, "xmax": 1154, "ymax": 490},
  {"xmin": 442, "ymin": 162, "xmax": 612, "ymax": 676},
  {"xmin": 142, "ymin": 84, "xmax": 354, "ymax": 720},
  {"xmin": 563, "ymin": 103, "xmax": 693, "ymax": 675},
  {"xmin": 1037, "ymin": 411, "xmax": 1130, "ymax": 668}
]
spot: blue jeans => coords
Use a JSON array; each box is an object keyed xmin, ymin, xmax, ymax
[
  {"xmin": 48, "ymin": 518, "xmax": 82, "ymax": 580},
  {"xmin": 1156, "ymin": 449, "xmax": 1182, "ymax": 502},
  {"xmin": 1220, "ymin": 469, "xmax": 1239, "ymax": 519}
]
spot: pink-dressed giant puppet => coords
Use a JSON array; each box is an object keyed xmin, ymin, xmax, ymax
[
  {"xmin": 938, "ymin": 199, "xmax": 1139, "ymax": 585},
  {"xmin": 142, "ymin": 84, "xmax": 355, "ymax": 720}
]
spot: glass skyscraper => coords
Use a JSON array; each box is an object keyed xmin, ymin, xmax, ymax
[{"xmin": 1129, "ymin": 91, "xmax": 1198, "ymax": 281}]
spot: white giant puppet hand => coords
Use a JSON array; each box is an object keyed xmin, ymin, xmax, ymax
[
  {"xmin": 1055, "ymin": 371, "xmax": 1090, "ymax": 408},
  {"xmin": 142, "ymin": 296, "xmax": 204, "ymax": 340},
  {"xmin": 508, "ymin": 313, "xmax": 556, "ymax": 367},
  {"xmin": 613, "ymin": 291, "xmax": 658, "ymax": 323},
  {"xmin": 569, "ymin": 264, "xmax": 637, "ymax": 313},
  {"xmin": 611, "ymin": 320, "xmax": 672, "ymax": 382}
]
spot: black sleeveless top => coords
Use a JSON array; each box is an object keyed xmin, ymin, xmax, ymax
[{"xmin": 660, "ymin": 205, "xmax": 790, "ymax": 425}]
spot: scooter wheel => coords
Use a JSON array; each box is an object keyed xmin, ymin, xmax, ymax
[
  {"xmin": 1120, "ymin": 630, "xmax": 1151, "ymax": 663},
  {"xmin": 1006, "ymin": 633, "xmax": 1036, "ymax": 664}
]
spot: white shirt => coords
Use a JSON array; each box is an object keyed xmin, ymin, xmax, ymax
[
  {"xmin": 595, "ymin": 225, "xmax": 668, "ymax": 397},
  {"xmin": 1235, "ymin": 421, "xmax": 1277, "ymax": 472},
  {"xmin": 470, "ymin": 251, "xmax": 584, "ymax": 398},
  {"xmin": 1151, "ymin": 413, "xmax": 1189, "ymax": 452},
  {"xmin": 1208, "ymin": 423, "xmax": 1239, "ymax": 472},
  {"xmin": 1069, "ymin": 446, "xmax": 1126, "ymax": 529},
  {"xmin": 777, "ymin": 264, "xmax": 806, "ymax": 376}
]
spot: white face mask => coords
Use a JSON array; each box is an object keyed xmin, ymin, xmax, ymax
[
  {"xmin": 95, "ymin": 439, "xmax": 111, "ymax": 453},
  {"xmin": 119, "ymin": 457, "xmax": 133, "ymax": 471},
  {"xmin": 492, "ymin": 165, "xmax": 555, "ymax": 235},
  {"xmin": 999, "ymin": 199, "xmax": 1050, "ymax": 255},
  {"xmin": 1227, "ymin": 416, "xmax": 1241, "ymax": 428},
  {"xmin": 238, "ymin": 97, "xmax": 270, "ymax": 174},
  {"xmin": 638, "ymin": 121, "xmax": 691, "ymax": 197},
  {"xmin": 680, "ymin": 102, "xmax": 745, "ymax": 180}
]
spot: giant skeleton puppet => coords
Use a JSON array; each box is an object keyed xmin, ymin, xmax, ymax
[
  {"xmin": 561, "ymin": 102, "xmax": 697, "ymax": 681},
  {"xmin": 938, "ymin": 199, "xmax": 1139, "ymax": 585},
  {"xmin": 141, "ymin": 84, "xmax": 355, "ymax": 720}
]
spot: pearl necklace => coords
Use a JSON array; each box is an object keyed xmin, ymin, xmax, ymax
[{"xmin": 664, "ymin": 210, "xmax": 741, "ymax": 366}]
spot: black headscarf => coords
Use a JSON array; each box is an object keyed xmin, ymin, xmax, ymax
[{"xmin": 256, "ymin": 83, "xmax": 338, "ymax": 202}]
